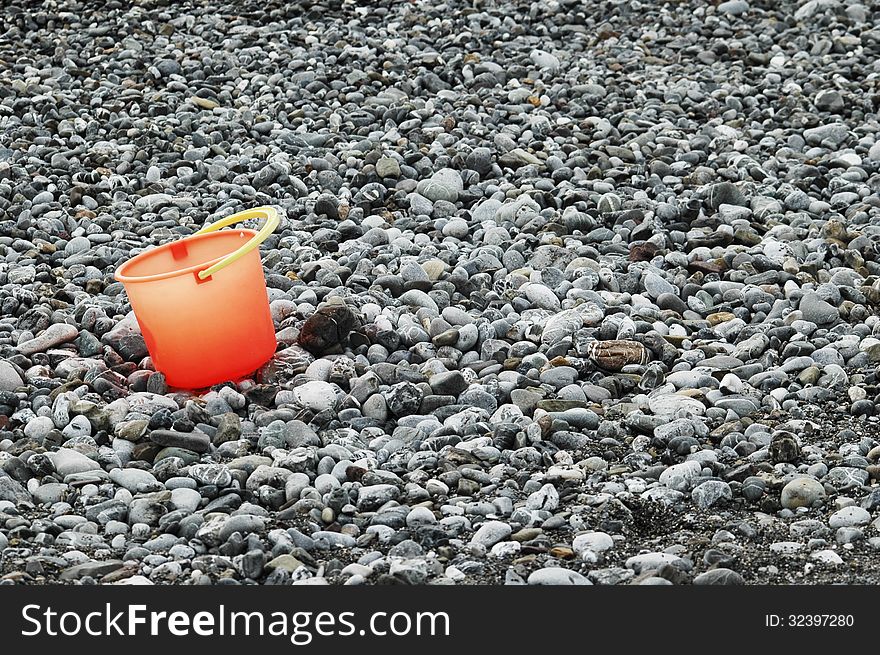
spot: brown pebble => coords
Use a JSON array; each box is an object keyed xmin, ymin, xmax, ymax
[
  {"xmin": 585, "ymin": 340, "xmax": 649, "ymax": 371},
  {"xmin": 511, "ymin": 528, "xmax": 543, "ymax": 542},
  {"xmin": 707, "ymin": 311, "xmax": 735, "ymax": 326},
  {"xmin": 550, "ymin": 546, "xmax": 575, "ymax": 559}
]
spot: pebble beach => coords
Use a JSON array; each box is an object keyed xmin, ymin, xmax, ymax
[{"xmin": 2, "ymin": 0, "xmax": 880, "ymax": 585}]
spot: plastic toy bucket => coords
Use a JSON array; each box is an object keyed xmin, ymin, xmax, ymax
[{"xmin": 115, "ymin": 206, "xmax": 280, "ymax": 389}]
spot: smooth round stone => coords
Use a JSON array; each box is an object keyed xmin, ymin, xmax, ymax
[
  {"xmin": 527, "ymin": 567, "xmax": 592, "ymax": 585},
  {"xmin": 780, "ymin": 477, "xmax": 826, "ymax": 509},
  {"xmin": 523, "ymin": 284, "xmax": 560, "ymax": 310},
  {"xmin": 530, "ymin": 49, "xmax": 560, "ymax": 72},
  {"xmin": 693, "ymin": 568, "xmax": 744, "ymax": 585},
  {"xmin": 48, "ymin": 448, "xmax": 101, "ymax": 476},
  {"xmin": 540, "ymin": 366, "xmax": 577, "ymax": 388},
  {"xmin": 717, "ymin": 0, "xmax": 749, "ymax": 15},
  {"xmin": 741, "ymin": 476, "xmax": 766, "ymax": 501},
  {"xmin": 811, "ymin": 549, "xmax": 844, "ymax": 566},
  {"xmin": 109, "ymin": 468, "xmax": 158, "ymax": 493},
  {"xmin": 32, "ymin": 482, "xmax": 68, "ymax": 505},
  {"xmin": 400, "ymin": 289, "xmax": 439, "ymax": 312},
  {"xmin": 24, "ymin": 416, "xmax": 55, "ymax": 440},
  {"xmin": 799, "ymin": 292, "xmax": 838, "ymax": 325},
  {"xmin": 64, "ymin": 236, "xmax": 91, "ymax": 255},
  {"xmin": 416, "ymin": 168, "xmax": 462, "ymax": 202},
  {"xmin": 442, "ymin": 218, "xmax": 469, "ymax": 239},
  {"xmin": 218, "ymin": 514, "xmax": 266, "ymax": 542},
  {"xmin": 643, "ymin": 272, "xmax": 676, "ymax": 298},
  {"xmin": 314, "ymin": 473, "xmax": 341, "ymax": 494},
  {"xmin": 0, "ymin": 360, "xmax": 23, "ymax": 392},
  {"xmin": 61, "ymin": 415, "xmax": 92, "ymax": 439},
  {"xmin": 657, "ymin": 293, "xmax": 688, "ymax": 314},
  {"xmin": 828, "ymin": 506, "xmax": 871, "ymax": 529},
  {"xmin": 170, "ymin": 487, "xmax": 202, "ymax": 513},
  {"xmin": 572, "ymin": 531, "xmax": 614, "ymax": 555},
  {"xmin": 165, "ymin": 477, "xmax": 198, "ymax": 491},
  {"xmin": 32, "ymin": 190, "xmax": 54, "ymax": 204},
  {"xmin": 291, "ymin": 381, "xmax": 338, "ymax": 412},
  {"xmin": 470, "ymin": 520, "xmax": 511, "ymax": 547},
  {"xmin": 824, "ymin": 467, "xmax": 869, "ymax": 491},
  {"xmin": 648, "ymin": 394, "xmax": 706, "ymax": 416},
  {"xmin": 406, "ymin": 506, "xmax": 437, "ymax": 528}
]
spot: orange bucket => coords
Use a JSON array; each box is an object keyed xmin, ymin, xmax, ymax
[{"xmin": 115, "ymin": 206, "xmax": 280, "ymax": 389}]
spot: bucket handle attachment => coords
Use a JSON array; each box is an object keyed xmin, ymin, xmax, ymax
[{"xmin": 192, "ymin": 206, "xmax": 279, "ymax": 280}]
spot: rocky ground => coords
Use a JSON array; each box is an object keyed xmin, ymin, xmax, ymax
[{"xmin": 1, "ymin": 0, "xmax": 880, "ymax": 585}]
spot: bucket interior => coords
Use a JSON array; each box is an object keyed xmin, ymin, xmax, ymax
[{"xmin": 117, "ymin": 230, "xmax": 256, "ymax": 281}]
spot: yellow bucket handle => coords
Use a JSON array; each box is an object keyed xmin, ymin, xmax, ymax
[{"xmin": 193, "ymin": 206, "xmax": 279, "ymax": 280}]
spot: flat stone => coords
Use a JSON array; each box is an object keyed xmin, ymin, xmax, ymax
[
  {"xmin": 266, "ymin": 554, "xmax": 304, "ymax": 573},
  {"xmin": 717, "ymin": 0, "xmax": 749, "ymax": 13},
  {"xmin": 59, "ymin": 560, "xmax": 125, "ymax": 581},
  {"xmin": 149, "ymin": 429, "xmax": 211, "ymax": 453},
  {"xmin": 527, "ymin": 567, "xmax": 592, "ymax": 585},
  {"xmin": 48, "ymin": 448, "xmax": 101, "ymax": 476},
  {"xmin": 799, "ymin": 292, "xmax": 838, "ymax": 325},
  {"xmin": 693, "ymin": 568, "xmax": 744, "ymax": 585},
  {"xmin": 16, "ymin": 323, "xmax": 79, "ymax": 355},
  {"xmin": 0, "ymin": 360, "xmax": 23, "ymax": 391},
  {"xmin": 572, "ymin": 531, "xmax": 614, "ymax": 555},
  {"xmin": 109, "ymin": 468, "xmax": 159, "ymax": 492},
  {"xmin": 471, "ymin": 520, "xmax": 512, "ymax": 547},
  {"xmin": 829, "ymin": 506, "xmax": 871, "ymax": 529}
]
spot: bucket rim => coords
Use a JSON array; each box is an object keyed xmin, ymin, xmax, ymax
[{"xmin": 114, "ymin": 228, "xmax": 260, "ymax": 284}]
